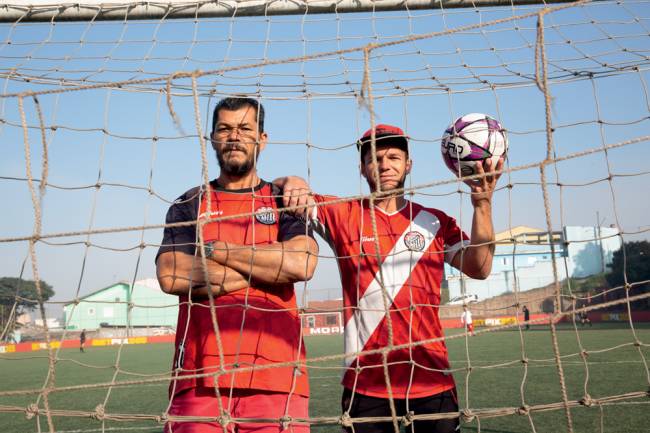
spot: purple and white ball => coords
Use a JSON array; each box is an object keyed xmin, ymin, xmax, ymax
[{"xmin": 441, "ymin": 113, "xmax": 508, "ymax": 178}]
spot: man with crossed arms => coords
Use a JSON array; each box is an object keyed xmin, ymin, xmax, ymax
[
  {"xmin": 276, "ymin": 124, "xmax": 501, "ymax": 433},
  {"xmin": 157, "ymin": 97, "xmax": 318, "ymax": 433}
]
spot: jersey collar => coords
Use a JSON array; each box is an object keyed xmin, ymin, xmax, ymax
[
  {"xmin": 363, "ymin": 199, "xmax": 410, "ymax": 217},
  {"xmin": 210, "ymin": 179, "xmax": 268, "ymax": 194}
]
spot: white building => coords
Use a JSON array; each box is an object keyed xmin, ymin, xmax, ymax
[
  {"xmin": 34, "ymin": 318, "xmax": 62, "ymax": 329},
  {"xmin": 62, "ymin": 278, "xmax": 178, "ymax": 330},
  {"xmin": 445, "ymin": 225, "xmax": 622, "ymax": 300}
]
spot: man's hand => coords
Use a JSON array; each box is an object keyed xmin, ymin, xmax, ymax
[
  {"xmin": 274, "ymin": 176, "xmax": 315, "ymax": 219},
  {"xmin": 451, "ymin": 157, "xmax": 504, "ymax": 280},
  {"xmin": 464, "ymin": 157, "xmax": 504, "ymax": 208}
]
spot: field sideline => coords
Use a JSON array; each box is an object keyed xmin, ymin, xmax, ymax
[{"xmin": 1, "ymin": 323, "xmax": 648, "ymax": 433}]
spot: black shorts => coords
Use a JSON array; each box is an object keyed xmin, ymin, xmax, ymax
[{"xmin": 341, "ymin": 388, "xmax": 460, "ymax": 433}]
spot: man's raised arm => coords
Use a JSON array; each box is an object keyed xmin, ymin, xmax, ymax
[{"xmin": 450, "ymin": 157, "xmax": 503, "ymax": 280}]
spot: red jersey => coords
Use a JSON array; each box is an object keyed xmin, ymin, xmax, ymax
[
  {"xmin": 157, "ymin": 181, "xmax": 311, "ymax": 397},
  {"xmin": 312, "ymin": 195, "xmax": 469, "ymax": 399}
]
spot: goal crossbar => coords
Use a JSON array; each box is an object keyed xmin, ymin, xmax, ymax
[{"xmin": 1, "ymin": 0, "xmax": 578, "ymax": 22}]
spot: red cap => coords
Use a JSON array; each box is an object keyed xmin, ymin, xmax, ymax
[{"xmin": 356, "ymin": 124, "xmax": 409, "ymax": 151}]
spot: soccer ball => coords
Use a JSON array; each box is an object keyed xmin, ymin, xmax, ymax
[{"xmin": 441, "ymin": 113, "xmax": 508, "ymax": 177}]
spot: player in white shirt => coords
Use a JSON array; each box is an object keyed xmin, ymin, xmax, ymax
[{"xmin": 460, "ymin": 305, "xmax": 475, "ymax": 336}]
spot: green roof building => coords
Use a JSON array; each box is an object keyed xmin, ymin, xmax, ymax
[{"xmin": 63, "ymin": 279, "xmax": 178, "ymax": 330}]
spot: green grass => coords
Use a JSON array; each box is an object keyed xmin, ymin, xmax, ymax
[{"xmin": 1, "ymin": 323, "xmax": 649, "ymax": 433}]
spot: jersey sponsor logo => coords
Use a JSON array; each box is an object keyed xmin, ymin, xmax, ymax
[
  {"xmin": 361, "ymin": 236, "xmax": 376, "ymax": 243},
  {"xmin": 255, "ymin": 206, "xmax": 277, "ymax": 225},
  {"xmin": 198, "ymin": 210, "xmax": 224, "ymax": 224},
  {"xmin": 404, "ymin": 231, "xmax": 426, "ymax": 251},
  {"xmin": 200, "ymin": 210, "xmax": 223, "ymax": 219}
]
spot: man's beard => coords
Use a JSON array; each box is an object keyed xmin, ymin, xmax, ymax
[{"xmin": 216, "ymin": 144, "xmax": 257, "ymax": 176}]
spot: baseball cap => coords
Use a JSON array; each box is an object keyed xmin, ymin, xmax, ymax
[{"xmin": 356, "ymin": 124, "xmax": 409, "ymax": 152}]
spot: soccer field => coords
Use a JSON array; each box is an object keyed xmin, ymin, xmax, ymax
[{"xmin": 1, "ymin": 323, "xmax": 648, "ymax": 433}]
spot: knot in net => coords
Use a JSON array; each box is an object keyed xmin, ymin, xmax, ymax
[
  {"xmin": 402, "ymin": 410, "xmax": 415, "ymax": 427},
  {"xmin": 461, "ymin": 409, "xmax": 475, "ymax": 423},
  {"xmin": 340, "ymin": 412, "xmax": 353, "ymax": 427},
  {"xmin": 580, "ymin": 394, "xmax": 594, "ymax": 407},
  {"xmin": 218, "ymin": 412, "xmax": 233, "ymax": 428},
  {"xmin": 25, "ymin": 403, "xmax": 39, "ymax": 420},
  {"xmin": 516, "ymin": 405, "xmax": 530, "ymax": 416},
  {"xmin": 279, "ymin": 415, "xmax": 293, "ymax": 430},
  {"xmin": 93, "ymin": 404, "xmax": 106, "ymax": 420}
]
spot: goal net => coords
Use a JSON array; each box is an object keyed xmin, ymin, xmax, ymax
[{"xmin": 1, "ymin": 0, "xmax": 649, "ymax": 432}]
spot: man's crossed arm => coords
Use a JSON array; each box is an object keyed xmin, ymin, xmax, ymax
[{"xmin": 157, "ymin": 235, "xmax": 318, "ymax": 297}]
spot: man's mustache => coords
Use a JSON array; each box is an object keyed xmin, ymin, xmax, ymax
[{"xmin": 222, "ymin": 144, "xmax": 248, "ymax": 153}]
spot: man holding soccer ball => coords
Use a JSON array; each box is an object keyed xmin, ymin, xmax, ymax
[{"xmin": 275, "ymin": 118, "xmax": 504, "ymax": 433}]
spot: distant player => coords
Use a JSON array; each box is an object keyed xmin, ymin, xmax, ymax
[
  {"xmin": 461, "ymin": 305, "xmax": 475, "ymax": 336},
  {"xmin": 579, "ymin": 310, "xmax": 592, "ymax": 327},
  {"xmin": 276, "ymin": 124, "xmax": 502, "ymax": 433},
  {"xmin": 522, "ymin": 305, "xmax": 530, "ymax": 330},
  {"xmin": 79, "ymin": 329, "xmax": 86, "ymax": 353}
]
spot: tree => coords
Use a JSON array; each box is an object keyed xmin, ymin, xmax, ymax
[
  {"xmin": 605, "ymin": 241, "xmax": 650, "ymax": 310},
  {"xmin": 0, "ymin": 277, "xmax": 55, "ymax": 340}
]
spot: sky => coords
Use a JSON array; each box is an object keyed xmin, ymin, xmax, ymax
[{"xmin": 0, "ymin": 0, "xmax": 649, "ymax": 317}]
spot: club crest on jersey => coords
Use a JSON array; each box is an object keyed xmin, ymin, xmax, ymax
[
  {"xmin": 255, "ymin": 206, "xmax": 277, "ymax": 225},
  {"xmin": 404, "ymin": 231, "xmax": 426, "ymax": 251}
]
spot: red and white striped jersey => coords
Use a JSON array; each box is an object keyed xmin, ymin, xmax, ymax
[{"xmin": 312, "ymin": 195, "xmax": 469, "ymax": 399}]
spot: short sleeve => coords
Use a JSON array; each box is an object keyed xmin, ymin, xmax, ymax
[
  {"xmin": 310, "ymin": 194, "xmax": 347, "ymax": 245},
  {"xmin": 442, "ymin": 214, "xmax": 470, "ymax": 265},
  {"xmin": 278, "ymin": 212, "xmax": 315, "ymax": 242},
  {"xmin": 155, "ymin": 190, "xmax": 199, "ymax": 262}
]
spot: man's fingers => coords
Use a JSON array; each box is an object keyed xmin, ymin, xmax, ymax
[
  {"xmin": 282, "ymin": 186, "xmax": 314, "ymax": 217},
  {"xmin": 463, "ymin": 179, "xmax": 480, "ymax": 191},
  {"xmin": 290, "ymin": 188, "xmax": 305, "ymax": 210},
  {"xmin": 482, "ymin": 158, "xmax": 494, "ymax": 185},
  {"xmin": 473, "ymin": 160, "xmax": 487, "ymax": 186},
  {"xmin": 298, "ymin": 190, "xmax": 310, "ymax": 215},
  {"xmin": 287, "ymin": 187, "xmax": 298, "ymax": 209},
  {"xmin": 283, "ymin": 188, "xmax": 292, "ymax": 208},
  {"xmin": 493, "ymin": 157, "xmax": 505, "ymax": 181},
  {"xmin": 283, "ymin": 186, "xmax": 304, "ymax": 210},
  {"xmin": 282, "ymin": 176, "xmax": 313, "ymax": 216},
  {"xmin": 288, "ymin": 188, "xmax": 314, "ymax": 217}
]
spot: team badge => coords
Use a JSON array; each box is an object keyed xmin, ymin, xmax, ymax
[
  {"xmin": 255, "ymin": 206, "xmax": 277, "ymax": 225},
  {"xmin": 404, "ymin": 231, "xmax": 426, "ymax": 251}
]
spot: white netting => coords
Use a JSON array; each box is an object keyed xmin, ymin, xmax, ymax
[{"xmin": 1, "ymin": 0, "xmax": 649, "ymax": 432}]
